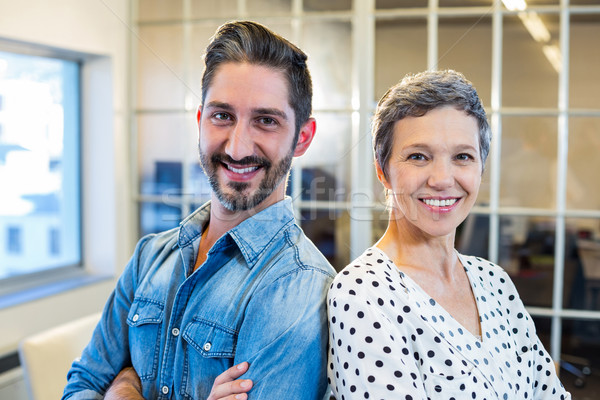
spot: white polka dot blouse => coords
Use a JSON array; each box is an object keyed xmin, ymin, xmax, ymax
[{"xmin": 327, "ymin": 247, "xmax": 571, "ymax": 400}]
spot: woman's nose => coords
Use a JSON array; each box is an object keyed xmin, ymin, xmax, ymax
[{"xmin": 427, "ymin": 160, "xmax": 454, "ymax": 189}]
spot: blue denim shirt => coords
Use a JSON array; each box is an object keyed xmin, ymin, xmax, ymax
[{"xmin": 62, "ymin": 198, "xmax": 335, "ymax": 400}]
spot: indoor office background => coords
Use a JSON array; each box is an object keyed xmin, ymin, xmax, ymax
[{"xmin": 1, "ymin": 0, "xmax": 599, "ymax": 399}]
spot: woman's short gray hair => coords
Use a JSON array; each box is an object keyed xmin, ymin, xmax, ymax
[{"xmin": 372, "ymin": 70, "xmax": 491, "ymax": 179}]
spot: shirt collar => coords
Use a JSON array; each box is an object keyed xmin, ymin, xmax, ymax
[
  {"xmin": 228, "ymin": 197, "xmax": 295, "ymax": 267},
  {"xmin": 177, "ymin": 197, "xmax": 296, "ymax": 268}
]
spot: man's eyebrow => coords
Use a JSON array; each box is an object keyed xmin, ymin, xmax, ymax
[
  {"xmin": 204, "ymin": 103, "xmax": 288, "ymax": 121},
  {"xmin": 204, "ymin": 101, "xmax": 234, "ymax": 111},
  {"xmin": 252, "ymin": 107, "xmax": 288, "ymax": 121}
]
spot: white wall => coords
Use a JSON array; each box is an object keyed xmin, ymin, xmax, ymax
[{"xmin": 0, "ymin": 0, "xmax": 133, "ymax": 355}]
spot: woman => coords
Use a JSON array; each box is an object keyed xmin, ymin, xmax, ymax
[{"xmin": 327, "ymin": 70, "xmax": 570, "ymax": 399}]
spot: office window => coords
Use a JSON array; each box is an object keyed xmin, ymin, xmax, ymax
[
  {"xmin": 0, "ymin": 49, "xmax": 81, "ymax": 280},
  {"xmin": 48, "ymin": 227, "xmax": 60, "ymax": 256},
  {"xmin": 6, "ymin": 226, "xmax": 22, "ymax": 254}
]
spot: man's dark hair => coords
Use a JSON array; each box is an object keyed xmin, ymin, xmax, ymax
[{"xmin": 201, "ymin": 20, "xmax": 313, "ymax": 136}]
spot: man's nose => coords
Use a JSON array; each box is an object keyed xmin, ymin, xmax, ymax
[{"xmin": 224, "ymin": 124, "xmax": 254, "ymax": 161}]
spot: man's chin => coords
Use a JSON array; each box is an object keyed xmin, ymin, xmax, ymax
[{"xmin": 215, "ymin": 189, "xmax": 260, "ymax": 212}]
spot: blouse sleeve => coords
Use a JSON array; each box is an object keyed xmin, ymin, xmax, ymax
[{"xmin": 327, "ymin": 279, "xmax": 427, "ymax": 400}]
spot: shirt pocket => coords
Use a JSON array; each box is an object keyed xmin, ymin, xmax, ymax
[
  {"xmin": 126, "ymin": 298, "xmax": 164, "ymax": 380},
  {"xmin": 182, "ymin": 318, "xmax": 237, "ymax": 358},
  {"xmin": 181, "ymin": 318, "xmax": 238, "ymax": 399}
]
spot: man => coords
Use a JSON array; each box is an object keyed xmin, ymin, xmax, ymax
[{"xmin": 63, "ymin": 21, "xmax": 335, "ymax": 400}]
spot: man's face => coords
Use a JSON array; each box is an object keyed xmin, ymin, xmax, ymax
[{"xmin": 198, "ymin": 62, "xmax": 299, "ymax": 212}]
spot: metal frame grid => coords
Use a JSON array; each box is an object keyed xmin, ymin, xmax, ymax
[{"xmin": 131, "ymin": 0, "xmax": 600, "ymax": 362}]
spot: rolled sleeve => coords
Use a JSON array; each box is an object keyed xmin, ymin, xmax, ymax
[{"xmin": 62, "ymin": 236, "xmax": 152, "ymax": 399}]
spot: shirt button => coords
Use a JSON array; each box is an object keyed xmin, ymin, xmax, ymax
[
  {"xmin": 132, "ymin": 314, "xmax": 139, "ymax": 322},
  {"xmin": 161, "ymin": 386, "xmax": 169, "ymax": 394},
  {"xmin": 203, "ymin": 342, "xmax": 212, "ymax": 352},
  {"xmin": 171, "ymin": 328, "xmax": 180, "ymax": 337}
]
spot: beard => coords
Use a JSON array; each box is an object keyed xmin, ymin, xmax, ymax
[{"xmin": 199, "ymin": 145, "xmax": 294, "ymax": 212}]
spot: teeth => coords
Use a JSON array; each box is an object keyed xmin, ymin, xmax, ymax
[
  {"xmin": 423, "ymin": 198, "xmax": 457, "ymax": 207},
  {"xmin": 227, "ymin": 165, "xmax": 259, "ymax": 174}
]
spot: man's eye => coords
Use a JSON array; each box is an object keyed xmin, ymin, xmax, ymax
[
  {"xmin": 213, "ymin": 112, "xmax": 231, "ymax": 121},
  {"xmin": 257, "ymin": 117, "xmax": 277, "ymax": 125}
]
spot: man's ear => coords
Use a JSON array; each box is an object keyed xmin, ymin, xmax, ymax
[
  {"xmin": 375, "ymin": 159, "xmax": 391, "ymax": 190},
  {"xmin": 196, "ymin": 105, "xmax": 202, "ymax": 125},
  {"xmin": 293, "ymin": 118, "xmax": 316, "ymax": 157}
]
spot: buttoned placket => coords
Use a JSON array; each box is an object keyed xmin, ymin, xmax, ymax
[{"xmin": 156, "ymin": 241, "xmax": 199, "ymax": 399}]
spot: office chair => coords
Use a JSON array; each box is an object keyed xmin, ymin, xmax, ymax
[{"xmin": 18, "ymin": 312, "xmax": 101, "ymax": 400}]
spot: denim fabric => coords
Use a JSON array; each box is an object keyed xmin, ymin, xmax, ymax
[{"xmin": 62, "ymin": 198, "xmax": 335, "ymax": 400}]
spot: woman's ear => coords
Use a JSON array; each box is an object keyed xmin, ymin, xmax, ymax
[{"xmin": 375, "ymin": 159, "xmax": 391, "ymax": 190}]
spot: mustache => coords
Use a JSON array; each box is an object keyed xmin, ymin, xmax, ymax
[{"xmin": 210, "ymin": 153, "xmax": 272, "ymax": 169}]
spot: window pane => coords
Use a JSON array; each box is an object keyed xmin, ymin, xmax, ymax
[
  {"xmin": 561, "ymin": 318, "xmax": 600, "ymax": 394},
  {"xmin": 304, "ymin": 0, "xmax": 351, "ymax": 11},
  {"xmin": 299, "ymin": 112, "xmax": 351, "ymax": 202},
  {"xmin": 570, "ymin": 14, "xmax": 600, "ymax": 109},
  {"xmin": 565, "ymin": 218, "xmax": 600, "ymax": 311},
  {"xmin": 499, "ymin": 216, "xmax": 556, "ymax": 308},
  {"xmin": 439, "ymin": 0, "xmax": 493, "ymax": 6},
  {"xmin": 139, "ymin": 201, "xmax": 182, "ymax": 237},
  {"xmin": 137, "ymin": 114, "xmax": 188, "ymax": 195},
  {"xmin": 438, "ymin": 16, "xmax": 492, "ymax": 108},
  {"xmin": 457, "ymin": 214, "xmax": 490, "ymax": 259},
  {"xmin": 531, "ymin": 315, "xmax": 552, "ymax": 357},
  {"xmin": 570, "ymin": 0, "xmax": 600, "ymax": 4},
  {"xmin": 300, "ymin": 209, "xmax": 350, "ymax": 271},
  {"xmin": 190, "ymin": 21, "xmax": 229, "ymax": 107},
  {"xmin": 247, "ymin": 0, "xmax": 292, "ymax": 15},
  {"xmin": 376, "ymin": 0, "xmax": 426, "ymax": 8},
  {"xmin": 137, "ymin": 25, "xmax": 185, "ymax": 110},
  {"xmin": 375, "ymin": 18, "xmax": 428, "ymax": 102},
  {"xmin": 477, "ymin": 145, "xmax": 493, "ymax": 207},
  {"xmin": 502, "ymin": 0, "xmax": 559, "ymax": 5},
  {"xmin": 503, "ymin": 14, "xmax": 560, "ymax": 108},
  {"xmin": 372, "ymin": 168, "xmax": 386, "ymax": 206},
  {"xmin": 138, "ymin": 0, "xmax": 183, "ymax": 21},
  {"xmin": 500, "ymin": 116, "xmax": 557, "ymax": 209},
  {"xmin": 183, "ymin": 111, "xmax": 213, "ymax": 204},
  {"xmin": 0, "ymin": 50, "xmax": 80, "ymax": 279},
  {"xmin": 303, "ymin": 20, "xmax": 352, "ymax": 110},
  {"xmin": 567, "ymin": 117, "xmax": 600, "ymax": 210},
  {"xmin": 190, "ymin": 0, "xmax": 238, "ymax": 19},
  {"xmin": 371, "ymin": 208, "xmax": 388, "ymax": 245}
]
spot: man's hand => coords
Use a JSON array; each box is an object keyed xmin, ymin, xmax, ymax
[
  {"xmin": 207, "ymin": 362, "xmax": 253, "ymax": 400},
  {"xmin": 104, "ymin": 367, "xmax": 144, "ymax": 400}
]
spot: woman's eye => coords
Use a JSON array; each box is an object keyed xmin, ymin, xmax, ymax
[
  {"xmin": 456, "ymin": 153, "xmax": 474, "ymax": 161},
  {"xmin": 408, "ymin": 153, "xmax": 426, "ymax": 161}
]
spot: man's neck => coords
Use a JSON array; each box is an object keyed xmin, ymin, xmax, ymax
[{"xmin": 193, "ymin": 193, "xmax": 285, "ymax": 271}]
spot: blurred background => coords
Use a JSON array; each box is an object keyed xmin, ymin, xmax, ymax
[{"xmin": 1, "ymin": 0, "xmax": 599, "ymax": 398}]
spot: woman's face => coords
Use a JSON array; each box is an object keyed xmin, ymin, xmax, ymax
[{"xmin": 377, "ymin": 106, "xmax": 482, "ymax": 239}]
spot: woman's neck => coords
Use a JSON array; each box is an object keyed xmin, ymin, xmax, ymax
[{"xmin": 375, "ymin": 215, "xmax": 457, "ymax": 280}]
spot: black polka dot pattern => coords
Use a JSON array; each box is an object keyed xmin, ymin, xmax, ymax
[{"xmin": 327, "ymin": 247, "xmax": 571, "ymax": 399}]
